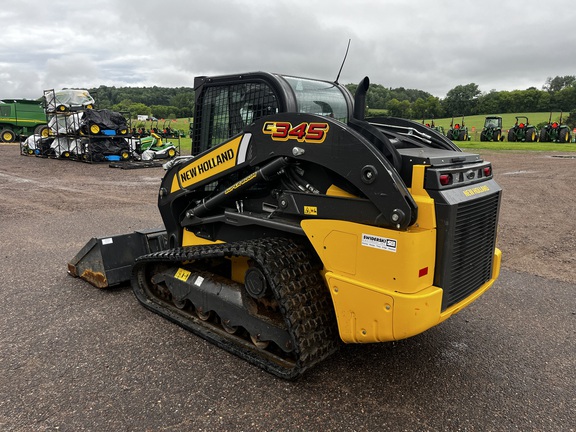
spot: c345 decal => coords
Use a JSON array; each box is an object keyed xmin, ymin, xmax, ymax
[{"xmin": 262, "ymin": 121, "xmax": 329, "ymax": 143}]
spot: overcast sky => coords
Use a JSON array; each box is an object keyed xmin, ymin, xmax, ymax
[{"xmin": 2, "ymin": 0, "xmax": 575, "ymax": 100}]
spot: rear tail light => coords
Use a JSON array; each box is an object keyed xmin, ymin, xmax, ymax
[
  {"xmin": 439, "ymin": 174, "xmax": 452, "ymax": 186},
  {"xmin": 483, "ymin": 166, "xmax": 492, "ymax": 177}
]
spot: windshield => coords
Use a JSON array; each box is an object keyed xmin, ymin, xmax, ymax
[{"xmin": 281, "ymin": 76, "xmax": 348, "ymax": 122}]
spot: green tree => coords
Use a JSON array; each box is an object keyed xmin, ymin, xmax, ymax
[
  {"xmin": 424, "ymin": 96, "xmax": 443, "ymax": 118},
  {"xmin": 366, "ymin": 84, "xmax": 390, "ymax": 109},
  {"xmin": 111, "ymin": 100, "xmax": 151, "ymax": 118},
  {"xmin": 543, "ymin": 75, "xmax": 576, "ymax": 93},
  {"xmin": 551, "ymin": 86, "xmax": 576, "ymax": 112},
  {"xmin": 536, "ymin": 91, "xmax": 552, "ymax": 112},
  {"xmin": 170, "ymin": 92, "xmax": 195, "ymax": 117},
  {"xmin": 564, "ymin": 109, "xmax": 576, "ymax": 129},
  {"xmin": 151, "ymin": 105, "xmax": 179, "ymax": 119},
  {"xmin": 477, "ymin": 90, "xmax": 501, "ymax": 114},
  {"xmin": 411, "ymin": 98, "xmax": 427, "ymax": 120},
  {"xmin": 443, "ymin": 83, "xmax": 481, "ymax": 116},
  {"xmin": 386, "ymin": 98, "xmax": 410, "ymax": 117}
]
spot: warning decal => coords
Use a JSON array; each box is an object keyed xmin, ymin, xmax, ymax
[{"xmin": 361, "ymin": 233, "xmax": 397, "ymax": 252}]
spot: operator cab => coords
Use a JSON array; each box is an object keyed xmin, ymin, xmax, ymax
[
  {"xmin": 191, "ymin": 72, "xmax": 352, "ymax": 155},
  {"xmin": 191, "ymin": 72, "xmax": 459, "ymax": 176}
]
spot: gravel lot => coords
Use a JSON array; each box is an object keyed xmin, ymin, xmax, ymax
[
  {"xmin": 0, "ymin": 144, "xmax": 574, "ymax": 431},
  {"xmin": 483, "ymin": 149, "xmax": 576, "ymax": 284}
]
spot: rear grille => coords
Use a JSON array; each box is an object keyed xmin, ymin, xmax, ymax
[{"xmin": 436, "ymin": 190, "xmax": 501, "ymax": 310}]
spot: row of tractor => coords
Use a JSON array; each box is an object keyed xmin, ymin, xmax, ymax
[
  {"xmin": 480, "ymin": 114, "xmax": 572, "ymax": 143},
  {"xmin": 17, "ymin": 89, "xmax": 180, "ymax": 163},
  {"xmin": 434, "ymin": 113, "xmax": 573, "ymax": 143}
]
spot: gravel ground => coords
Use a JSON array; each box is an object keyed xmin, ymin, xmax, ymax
[
  {"xmin": 0, "ymin": 144, "xmax": 574, "ymax": 432},
  {"xmin": 478, "ymin": 150, "xmax": 576, "ymax": 284}
]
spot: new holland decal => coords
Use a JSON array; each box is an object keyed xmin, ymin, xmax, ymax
[
  {"xmin": 463, "ymin": 184, "xmax": 490, "ymax": 197},
  {"xmin": 262, "ymin": 121, "xmax": 329, "ymax": 143},
  {"xmin": 177, "ymin": 135, "xmax": 250, "ymax": 189}
]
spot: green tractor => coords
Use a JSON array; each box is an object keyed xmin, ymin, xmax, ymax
[
  {"xmin": 480, "ymin": 116, "xmax": 504, "ymax": 142},
  {"xmin": 507, "ymin": 116, "xmax": 537, "ymax": 142},
  {"xmin": 539, "ymin": 111, "xmax": 571, "ymax": 143},
  {"xmin": 423, "ymin": 116, "xmax": 445, "ymax": 135},
  {"xmin": 446, "ymin": 116, "xmax": 469, "ymax": 141}
]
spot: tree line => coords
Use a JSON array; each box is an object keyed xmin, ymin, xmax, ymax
[
  {"xmin": 89, "ymin": 75, "xmax": 576, "ymax": 124},
  {"xmin": 89, "ymin": 85, "xmax": 195, "ymax": 119},
  {"xmin": 345, "ymin": 75, "xmax": 576, "ymax": 122}
]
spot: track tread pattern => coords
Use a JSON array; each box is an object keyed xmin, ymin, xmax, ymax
[{"xmin": 132, "ymin": 237, "xmax": 340, "ymax": 379}]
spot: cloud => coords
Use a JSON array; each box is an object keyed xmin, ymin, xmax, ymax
[{"xmin": 2, "ymin": 0, "xmax": 576, "ymax": 100}]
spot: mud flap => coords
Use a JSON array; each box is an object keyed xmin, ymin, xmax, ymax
[{"xmin": 67, "ymin": 227, "xmax": 167, "ymax": 288}]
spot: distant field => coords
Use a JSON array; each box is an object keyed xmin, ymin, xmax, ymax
[{"xmin": 158, "ymin": 114, "xmax": 576, "ymax": 154}]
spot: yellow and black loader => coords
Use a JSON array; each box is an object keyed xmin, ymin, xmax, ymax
[{"xmin": 69, "ymin": 72, "xmax": 502, "ymax": 379}]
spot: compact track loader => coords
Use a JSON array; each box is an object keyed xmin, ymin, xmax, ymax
[{"xmin": 69, "ymin": 72, "xmax": 502, "ymax": 379}]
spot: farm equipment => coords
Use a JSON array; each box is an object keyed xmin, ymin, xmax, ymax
[
  {"xmin": 21, "ymin": 135, "xmax": 54, "ymax": 156},
  {"xmin": 480, "ymin": 116, "xmax": 503, "ymax": 142},
  {"xmin": 423, "ymin": 116, "xmax": 445, "ymax": 135},
  {"xmin": 539, "ymin": 111, "xmax": 571, "ymax": 143},
  {"xmin": 0, "ymin": 99, "xmax": 49, "ymax": 142},
  {"xmin": 80, "ymin": 109, "xmax": 129, "ymax": 136},
  {"xmin": 446, "ymin": 116, "xmax": 469, "ymax": 141},
  {"xmin": 507, "ymin": 116, "xmax": 537, "ymax": 142},
  {"xmin": 81, "ymin": 137, "xmax": 131, "ymax": 162},
  {"xmin": 44, "ymin": 89, "xmax": 95, "ymax": 113},
  {"xmin": 134, "ymin": 132, "xmax": 178, "ymax": 160},
  {"xmin": 68, "ymin": 72, "xmax": 502, "ymax": 379},
  {"xmin": 160, "ymin": 119, "xmax": 185, "ymax": 138}
]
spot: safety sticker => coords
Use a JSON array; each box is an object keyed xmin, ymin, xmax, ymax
[
  {"xmin": 101, "ymin": 238, "xmax": 113, "ymax": 245},
  {"xmin": 304, "ymin": 206, "xmax": 318, "ymax": 215},
  {"xmin": 174, "ymin": 268, "xmax": 191, "ymax": 282},
  {"xmin": 361, "ymin": 233, "xmax": 397, "ymax": 252},
  {"xmin": 194, "ymin": 275, "xmax": 204, "ymax": 287}
]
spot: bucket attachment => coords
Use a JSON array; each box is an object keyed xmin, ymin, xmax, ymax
[{"xmin": 68, "ymin": 227, "xmax": 167, "ymax": 288}]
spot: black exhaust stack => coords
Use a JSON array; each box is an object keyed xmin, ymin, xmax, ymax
[{"xmin": 353, "ymin": 76, "xmax": 370, "ymax": 120}]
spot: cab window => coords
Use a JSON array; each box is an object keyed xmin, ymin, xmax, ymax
[{"xmin": 282, "ymin": 76, "xmax": 348, "ymax": 122}]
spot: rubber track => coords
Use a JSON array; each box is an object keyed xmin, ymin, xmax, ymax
[{"xmin": 131, "ymin": 237, "xmax": 340, "ymax": 379}]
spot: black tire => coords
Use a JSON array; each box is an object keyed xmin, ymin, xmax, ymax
[
  {"xmin": 480, "ymin": 130, "xmax": 487, "ymax": 141},
  {"xmin": 458, "ymin": 130, "xmax": 467, "ymax": 141},
  {"xmin": 526, "ymin": 128, "xmax": 536, "ymax": 142},
  {"xmin": 539, "ymin": 128, "xmax": 549, "ymax": 143},
  {"xmin": 34, "ymin": 125, "xmax": 50, "ymax": 138},
  {"xmin": 494, "ymin": 130, "xmax": 502, "ymax": 142},
  {"xmin": 507, "ymin": 130, "xmax": 516, "ymax": 142},
  {"xmin": 559, "ymin": 128, "xmax": 570, "ymax": 143},
  {"xmin": 0, "ymin": 129, "xmax": 16, "ymax": 143}
]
